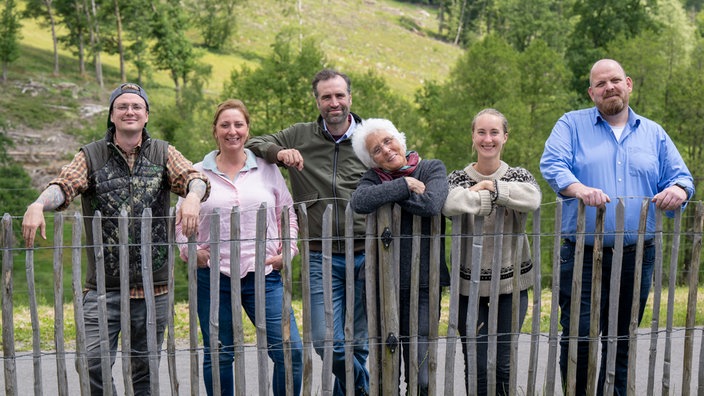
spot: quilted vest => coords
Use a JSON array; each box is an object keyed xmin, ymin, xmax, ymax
[{"xmin": 81, "ymin": 130, "xmax": 170, "ymax": 291}]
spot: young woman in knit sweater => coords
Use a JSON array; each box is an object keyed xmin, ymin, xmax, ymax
[{"xmin": 442, "ymin": 108, "xmax": 541, "ymax": 395}]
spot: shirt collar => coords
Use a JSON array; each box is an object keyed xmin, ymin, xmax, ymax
[
  {"xmin": 592, "ymin": 106, "xmax": 641, "ymax": 130},
  {"xmin": 202, "ymin": 148, "xmax": 258, "ymax": 176},
  {"xmin": 323, "ymin": 114, "xmax": 357, "ymax": 142}
]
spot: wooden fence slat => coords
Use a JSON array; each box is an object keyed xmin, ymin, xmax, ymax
[
  {"xmin": 118, "ymin": 209, "xmax": 134, "ymax": 396},
  {"xmin": 344, "ymin": 204, "xmax": 355, "ymax": 396},
  {"xmin": 254, "ymin": 204, "xmax": 269, "ymax": 396},
  {"xmin": 2, "ymin": 213, "xmax": 18, "ymax": 395},
  {"xmin": 71, "ymin": 212, "xmax": 90, "ymax": 394},
  {"xmin": 52, "ymin": 213, "xmax": 69, "ymax": 396},
  {"xmin": 585, "ymin": 206, "xmax": 605, "ymax": 396},
  {"xmin": 140, "ymin": 208, "xmax": 161, "ymax": 396},
  {"xmin": 408, "ymin": 216, "xmax": 421, "ymax": 396},
  {"xmin": 209, "ymin": 209, "xmax": 222, "ymax": 396},
  {"xmin": 364, "ymin": 211, "xmax": 380, "ymax": 396},
  {"xmin": 297, "ymin": 203, "xmax": 314, "ymax": 396},
  {"xmin": 166, "ymin": 207, "xmax": 179, "ymax": 395},
  {"xmin": 321, "ymin": 204, "xmax": 334, "ymax": 395},
  {"xmin": 682, "ymin": 202, "xmax": 704, "ymax": 396},
  {"xmin": 662, "ymin": 209, "xmax": 682, "ymax": 395},
  {"xmin": 544, "ymin": 199, "xmax": 562, "ymax": 396},
  {"xmin": 92, "ymin": 211, "xmax": 113, "ymax": 396},
  {"xmin": 509, "ymin": 213, "xmax": 528, "ymax": 393},
  {"xmin": 25, "ymin": 229, "xmax": 43, "ymax": 395},
  {"xmin": 443, "ymin": 214, "xmax": 463, "ymax": 396},
  {"xmin": 187, "ymin": 229, "xmax": 200, "ymax": 396},
  {"xmin": 465, "ymin": 215, "xmax": 484, "ymax": 396},
  {"xmin": 566, "ymin": 201, "xmax": 587, "ymax": 396},
  {"xmin": 377, "ymin": 205, "xmax": 400, "ymax": 394},
  {"xmin": 230, "ymin": 207, "xmax": 246, "ymax": 396},
  {"xmin": 281, "ymin": 206, "xmax": 294, "ymax": 396},
  {"xmin": 647, "ymin": 209, "xmax": 665, "ymax": 396},
  {"xmin": 526, "ymin": 207, "xmax": 542, "ymax": 396},
  {"xmin": 602, "ymin": 199, "xmax": 625, "ymax": 394},
  {"xmin": 625, "ymin": 199, "xmax": 651, "ymax": 394},
  {"xmin": 486, "ymin": 209, "xmax": 505, "ymax": 396},
  {"xmin": 427, "ymin": 215, "xmax": 441, "ymax": 396}
]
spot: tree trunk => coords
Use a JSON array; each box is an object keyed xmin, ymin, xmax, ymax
[
  {"xmin": 454, "ymin": 0, "xmax": 468, "ymax": 46},
  {"xmin": 88, "ymin": 0, "xmax": 103, "ymax": 88},
  {"xmin": 114, "ymin": 0, "xmax": 125, "ymax": 82},
  {"xmin": 43, "ymin": 0, "xmax": 60, "ymax": 76}
]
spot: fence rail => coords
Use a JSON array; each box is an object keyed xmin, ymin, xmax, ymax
[{"xmin": 1, "ymin": 198, "xmax": 703, "ymax": 395}]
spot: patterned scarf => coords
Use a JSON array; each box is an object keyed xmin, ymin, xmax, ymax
[{"xmin": 373, "ymin": 151, "xmax": 420, "ymax": 182}]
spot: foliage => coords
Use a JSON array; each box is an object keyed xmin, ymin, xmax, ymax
[
  {"xmin": 0, "ymin": 0, "xmax": 22, "ymax": 81},
  {"xmin": 222, "ymin": 30, "xmax": 325, "ymax": 137},
  {"xmin": 189, "ymin": 0, "xmax": 243, "ymax": 50},
  {"xmin": 0, "ymin": 163, "xmax": 37, "ymax": 222},
  {"xmin": 150, "ymin": 0, "xmax": 199, "ymax": 93}
]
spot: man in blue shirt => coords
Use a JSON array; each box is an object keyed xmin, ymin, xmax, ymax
[{"xmin": 540, "ymin": 59, "xmax": 694, "ymax": 395}]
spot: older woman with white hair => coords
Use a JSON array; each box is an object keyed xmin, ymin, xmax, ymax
[{"xmin": 350, "ymin": 118, "xmax": 450, "ymax": 396}]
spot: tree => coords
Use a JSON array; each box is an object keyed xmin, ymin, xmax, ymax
[
  {"xmin": 190, "ymin": 0, "xmax": 242, "ymax": 50},
  {"xmin": 23, "ymin": 0, "xmax": 59, "ymax": 75},
  {"xmin": 55, "ymin": 0, "xmax": 90, "ymax": 76},
  {"xmin": 566, "ymin": 0, "xmax": 658, "ymax": 90},
  {"xmin": 0, "ymin": 0, "xmax": 22, "ymax": 82},
  {"xmin": 222, "ymin": 31, "xmax": 325, "ymax": 137},
  {"xmin": 150, "ymin": 0, "xmax": 199, "ymax": 97}
]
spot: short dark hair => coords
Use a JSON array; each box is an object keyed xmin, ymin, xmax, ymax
[{"xmin": 312, "ymin": 69, "xmax": 351, "ymax": 98}]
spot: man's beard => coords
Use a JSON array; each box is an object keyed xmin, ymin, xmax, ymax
[{"xmin": 598, "ymin": 95, "xmax": 627, "ymax": 116}]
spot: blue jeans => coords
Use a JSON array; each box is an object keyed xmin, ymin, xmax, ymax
[
  {"xmin": 559, "ymin": 241, "xmax": 655, "ymax": 396},
  {"xmin": 458, "ymin": 291, "xmax": 528, "ymax": 396},
  {"xmin": 309, "ymin": 251, "xmax": 369, "ymax": 395},
  {"xmin": 83, "ymin": 289, "xmax": 168, "ymax": 395},
  {"xmin": 197, "ymin": 269, "xmax": 303, "ymax": 396}
]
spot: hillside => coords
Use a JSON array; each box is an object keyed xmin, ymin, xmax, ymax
[
  {"xmin": 4, "ymin": 0, "xmax": 463, "ymax": 189},
  {"xmin": 16, "ymin": 0, "xmax": 462, "ymax": 98}
]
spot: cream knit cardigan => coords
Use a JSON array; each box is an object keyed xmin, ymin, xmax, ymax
[{"xmin": 442, "ymin": 161, "xmax": 541, "ymax": 297}]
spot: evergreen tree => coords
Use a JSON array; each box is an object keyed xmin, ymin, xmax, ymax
[{"xmin": 0, "ymin": 0, "xmax": 22, "ymax": 82}]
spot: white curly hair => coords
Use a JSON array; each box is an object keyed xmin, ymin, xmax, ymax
[{"xmin": 352, "ymin": 118, "xmax": 407, "ymax": 168}]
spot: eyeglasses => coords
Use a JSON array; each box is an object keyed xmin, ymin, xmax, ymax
[
  {"xmin": 114, "ymin": 104, "xmax": 146, "ymax": 112},
  {"xmin": 120, "ymin": 83, "xmax": 142, "ymax": 92}
]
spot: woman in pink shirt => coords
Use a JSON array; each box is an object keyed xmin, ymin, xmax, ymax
[{"xmin": 176, "ymin": 99, "xmax": 303, "ymax": 396}]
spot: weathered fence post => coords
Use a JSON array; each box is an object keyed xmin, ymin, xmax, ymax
[
  {"xmin": 527, "ymin": 207, "xmax": 542, "ymax": 396},
  {"xmin": 209, "ymin": 209, "xmax": 222, "ymax": 396},
  {"xmin": 297, "ymin": 203, "xmax": 314, "ymax": 396},
  {"xmin": 52, "ymin": 212, "xmax": 69, "ymax": 396},
  {"xmin": 230, "ymin": 207, "xmax": 245, "ymax": 396},
  {"xmin": 281, "ymin": 205, "xmax": 295, "ymax": 396},
  {"xmin": 2, "ymin": 213, "xmax": 18, "ymax": 395},
  {"xmin": 603, "ymin": 199, "xmax": 625, "ymax": 394},
  {"xmin": 25, "ymin": 219, "xmax": 43, "ymax": 395},
  {"xmin": 254, "ymin": 203, "xmax": 269, "ymax": 396},
  {"xmin": 443, "ymin": 214, "xmax": 464, "ymax": 396},
  {"xmin": 92, "ymin": 211, "xmax": 113, "ymax": 396},
  {"xmin": 118, "ymin": 209, "xmax": 134, "ymax": 396},
  {"xmin": 682, "ymin": 202, "xmax": 704, "ymax": 396},
  {"xmin": 71, "ymin": 212, "xmax": 90, "ymax": 394},
  {"xmin": 586, "ymin": 205, "xmax": 605, "ymax": 396},
  {"xmin": 364, "ymin": 210, "xmax": 380, "ymax": 396},
  {"xmin": 545, "ymin": 199, "xmax": 562, "ymax": 396},
  {"xmin": 344, "ymin": 204, "xmax": 356, "ymax": 396},
  {"xmin": 140, "ymin": 208, "xmax": 161, "ymax": 396}
]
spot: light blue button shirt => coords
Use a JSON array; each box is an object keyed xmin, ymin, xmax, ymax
[{"xmin": 540, "ymin": 107, "xmax": 694, "ymax": 246}]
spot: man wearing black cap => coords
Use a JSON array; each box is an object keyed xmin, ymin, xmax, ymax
[{"xmin": 22, "ymin": 82, "xmax": 210, "ymax": 394}]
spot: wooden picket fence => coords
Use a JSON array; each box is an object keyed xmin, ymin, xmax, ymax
[{"xmin": 0, "ymin": 198, "xmax": 703, "ymax": 395}]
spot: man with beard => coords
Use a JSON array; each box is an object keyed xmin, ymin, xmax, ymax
[
  {"xmin": 540, "ymin": 59, "xmax": 694, "ymax": 395},
  {"xmin": 246, "ymin": 69, "xmax": 369, "ymax": 395}
]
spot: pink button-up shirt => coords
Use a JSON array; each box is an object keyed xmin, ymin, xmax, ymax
[{"xmin": 176, "ymin": 149, "xmax": 298, "ymax": 278}]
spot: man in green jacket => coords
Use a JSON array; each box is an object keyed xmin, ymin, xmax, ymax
[{"xmin": 247, "ymin": 69, "xmax": 369, "ymax": 395}]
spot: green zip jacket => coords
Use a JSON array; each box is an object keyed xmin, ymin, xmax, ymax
[{"xmin": 246, "ymin": 113, "xmax": 367, "ymax": 253}]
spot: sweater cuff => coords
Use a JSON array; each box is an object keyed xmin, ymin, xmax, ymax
[
  {"xmin": 478, "ymin": 190, "xmax": 493, "ymax": 216},
  {"xmin": 495, "ymin": 180, "xmax": 510, "ymax": 207}
]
